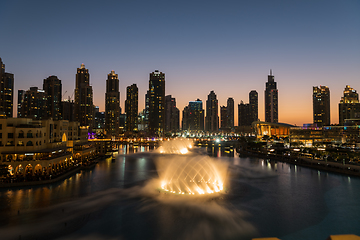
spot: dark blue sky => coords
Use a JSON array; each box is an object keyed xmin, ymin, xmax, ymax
[{"xmin": 1, "ymin": 0, "xmax": 359, "ymax": 125}]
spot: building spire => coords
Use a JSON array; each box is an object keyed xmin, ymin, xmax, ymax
[{"xmin": 270, "ymin": 69, "xmax": 272, "ymax": 76}]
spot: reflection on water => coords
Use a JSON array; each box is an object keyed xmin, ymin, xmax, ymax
[
  {"xmin": 116, "ymin": 144, "xmax": 154, "ymax": 155},
  {"xmin": 0, "ymin": 144, "xmax": 360, "ymax": 240}
]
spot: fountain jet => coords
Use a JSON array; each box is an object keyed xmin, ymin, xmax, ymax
[
  {"xmin": 156, "ymin": 139, "xmax": 193, "ymax": 154},
  {"xmin": 157, "ymin": 155, "xmax": 227, "ymax": 195}
]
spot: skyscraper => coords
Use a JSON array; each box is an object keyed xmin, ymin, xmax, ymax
[
  {"xmin": 182, "ymin": 99, "xmax": 204, "ymax": 131},
  {"xmin": 125, "ymin": 84, "xmax": 138, "ymax": 132},
  {"xmin": 238, "ymin": 90, "xmax": 258, "ymax": 127},
  {"xmin": 205, "ymin": 90, "xmax": 219, "ymax": 132},
  {"xmin": 0, "ymin": 58, "xmax": 14, "ymax": 117},
  {"xmin": 265, "ymin": 70, "xmax": 278, "ymax": 123},
  {"xmin": 220, "ymin": 106, "xmax": 228, "ymax": 129},
  {"xmin": 75, "ymin": 64, "xmax": 94, "ymax": 129},
  {"xmin": 17, "ymin": 90, "xmax": 25, "ymax": 118},
  {"xmin": 249, "ymin": 90, "xmax": 258, "ymax": 123},
  {"xmin": 164, "ymin": 95, "xmax": 180, "ymax": 132},
  {"xmin": 189, "ymin": 99, "xmax": 204, "ymax": 131},
  {"xmin": 148, "ymin": 70, "xmax": 165, "ymax": 136},
  {"xmin": 339, "ymin": 85, "xmax": 360, "ymax": 125},
  {"xmin": 21, "ymin": 87, "xmax": 48, "ymax": 120},
  {"xmin": 227, "ymin": 97, "xmax": 234, "ymax": 129},
  {"xmin": 313, "ymin": 86, "xmax": 330, "ymax": 126},
  {"xmin": 61, "ymin": 99, "xmax": 75, "ymax": 122},
  {"xmin": 238, "ymin": 101, "xmax": 250, "ymax": 126},
  {"xmin": 105, "ymin": 70, "xmax": 120, "ymax": 136},
  {"xmin": 182, "ymin": 106, "xmax": 189, "ymax": 130},
  {"xmin": 43, "ymin": 75, "xmax": 62, "ymax": 120}
]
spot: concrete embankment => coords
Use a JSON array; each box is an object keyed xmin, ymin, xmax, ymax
[{"xmin": 239, "ymin": 150, "xmax": 360, "ymax": 177}]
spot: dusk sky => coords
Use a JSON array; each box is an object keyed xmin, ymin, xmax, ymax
[{"xmin": 1, "ymin": 0, "xmax": 359, "ymax": 126}]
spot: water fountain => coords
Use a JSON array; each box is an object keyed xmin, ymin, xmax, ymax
[
  {"xmin": 156, "ymin": 138, "xmax": 193, "ymax": 154},
  {"xmin": 155, "ymin": 139, "xmax": 227, "ymax": 196},
  {"xmin": 158, "ymin": 155, "xmax": 227, "ymax": 195}
]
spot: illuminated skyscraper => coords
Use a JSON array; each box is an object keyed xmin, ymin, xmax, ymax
[
  {"xmin": 205, "ymin": 90, "xmax": 219, "ymax": 132},
  {"xmin": 125, "ymin": 84, "xmax": 138, "ymax": 132},
  {"xmin": 21, "ymin": 87, "xmax": 48, "ymax": 120},
  {"xmin": 339, "ymin": 85, "xmax": 360, "ymax": 125},
  {"xmin": 0, "ymin": 58, "xmax": 14, "ymax": 117},
  {"xmin": 17, "ymin": 90, "xmax": 25, "ymax": 118},
  {"xmin": 249, "ymin": 90, "xmax": 258, "ymax": 123},
  {"xmin": 313, "ymin": 86, "xmax": 330, "ymax": 126},
  {"xmin": 75, "ymin": 64, "xmax": 94, "ymax": 129},
  {"xmin": 105, "ymin": 70, "xmax": 120, "ymax": 136},
  {"xmin": 182, "ymin": 99, "xmax": 204, "ymax": 131},
  {"xmin": 43, "ymin": 75, "xmax": 62, "ymax": 120},
  {"xmin": 264, "ymin": 70, "xmax": 278, "ymax": 123},
  {"xmin": 165, "ymin": 95, "xmax": 179, "ymax": 132},
  {"xmin": 148, "ymin": 70, "xmax": 165, "ymax": 136}
]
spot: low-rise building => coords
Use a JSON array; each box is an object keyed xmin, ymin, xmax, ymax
[{"xmin": 0, "ymin": 117, "xmax": 96, "ymax": 178}]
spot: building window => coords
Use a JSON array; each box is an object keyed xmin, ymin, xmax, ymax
[
  {"xmin": 27, "ymin": 131, "xmax": 33, "ymax": 138},
  {"xmin": 8, "ymin": 133, "xmax": 14, "ymax": 138},
  {"xmin": 26, "ymin": 141, "xmax": 33, "ymax": 146},
  {"xmin": 18, "ymin": 131, "xmax": 24, "ymax": 138}
]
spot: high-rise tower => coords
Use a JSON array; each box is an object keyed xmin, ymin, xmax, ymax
[
  {"xmin": 75, "ymin": 64, "xmax": 94, "ymax": 129},
  {"xmin": 164, "ymin": 95, "xmax": 180, "ymax": 132},
  {"xmin": 249, "ymin": 90, "xmax": 258, "ymax": 123},
  {"xmin": 148, "ymin": 70, "xmax": 165, "ymax": 136},
  {"xmin": 313, "ymin": 86, "xmax": 330, "ymax": 126},
  {"xmin": 0, "ymin": 58, "xmax": 14, "ymax": 117},
  {"xmin": 21, "ymin": 87, "xmax": 48, "ymax": 120},
  {"xmin": 182, "ymin": 99, "xmax": 204, "ymax": 131},
  {"xmin": 339, "ymin": 85, "xmax": 360, "ymax": 125},
  {"xmin": 227, "ymin": 97, "xmax": 234, "ymax": 129},
  {"xmin": 220, "ymin": 106, "xmax": 228, "ymax": 129},
  {"xmin": 264, "ymin": 70, "xmax": 278, "ymax": 123},
  {"xmin": 125, "ymin": 84, "xmax": 138, "ymax": 132},
  {"xmin": 238, "ymin": 101, "xmax": 250, "ymax": 126},
  {"xmin": 43, "ymin": 75, "xmax": 62, "ymax": 120},
  {"xmin": 105, "ymin": 70, "xmax": 120, "ymax": 136},
  {"xmin": 205, "ymin": 90, "xmax": 219, "ymax": 132},
  {"xmin": 17, "ymin": 90, "xmax": 25, "ymax": 118}
]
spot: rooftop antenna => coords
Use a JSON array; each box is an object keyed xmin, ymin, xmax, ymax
[{"xmin": 270, "ymin": 69, "xmax": 272, "ymax": 75}]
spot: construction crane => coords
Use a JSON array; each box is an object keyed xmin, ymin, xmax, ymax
[{"xmin": 62, "ymin": 91, "xmax": 67, "ymax": 100}]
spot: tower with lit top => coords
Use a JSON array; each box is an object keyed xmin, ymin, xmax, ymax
[
  {"xmin": 75, "ymin": 64, "xmax": 94, "ymax": 130},
  {"xmin": 339, "ymin": 85, "xmax": 360, "ymax": 125},
  {"xmin": 264, "ymin": 69, "xmax": 278, "ymax": 123},
  {"xmin": 105, "ymin": 70, "xmax": 120, "ymax": 136},
  {"xmin": 313, "ymin": 85, "xmax": 330, "ymax": 126},
  {"xmin": 0, "ymin": 58, "xmax": 14, "ymax": 118},
  {"xmin": 148, "ymin": 70, "xmax": 165, "ymax": 136}
]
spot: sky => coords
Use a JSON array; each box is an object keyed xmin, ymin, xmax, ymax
[{"xmin": 1, "ymin": 0, "xmax": 359, "ymax": 126}]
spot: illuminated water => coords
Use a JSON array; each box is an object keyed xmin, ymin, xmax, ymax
[{"xmin": 0, "ymin": 144, "xmax": 360, "ymax": 240}]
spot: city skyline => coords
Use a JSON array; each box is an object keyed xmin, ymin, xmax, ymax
[{"xmin": 1, "ymin": 0, "xmax": 359, "ymax": 126}]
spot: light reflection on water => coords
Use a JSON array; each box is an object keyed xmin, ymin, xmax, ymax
[{"xmin": 0, "ymin": 145, "xmax": 360, "ymax": 240}]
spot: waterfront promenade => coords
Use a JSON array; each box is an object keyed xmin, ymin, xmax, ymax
[{"xmin": 0, "ymin": 157, "xmax": 107, "ymax": 188}]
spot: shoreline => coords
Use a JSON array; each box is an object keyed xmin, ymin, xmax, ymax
[
  {"xmin": 0, "ymin": 155, "xmax": 110, "ymax": 189},
  {"xmin": 238, "ymin": 149, "xmax": 360, "ymax": 177}
]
